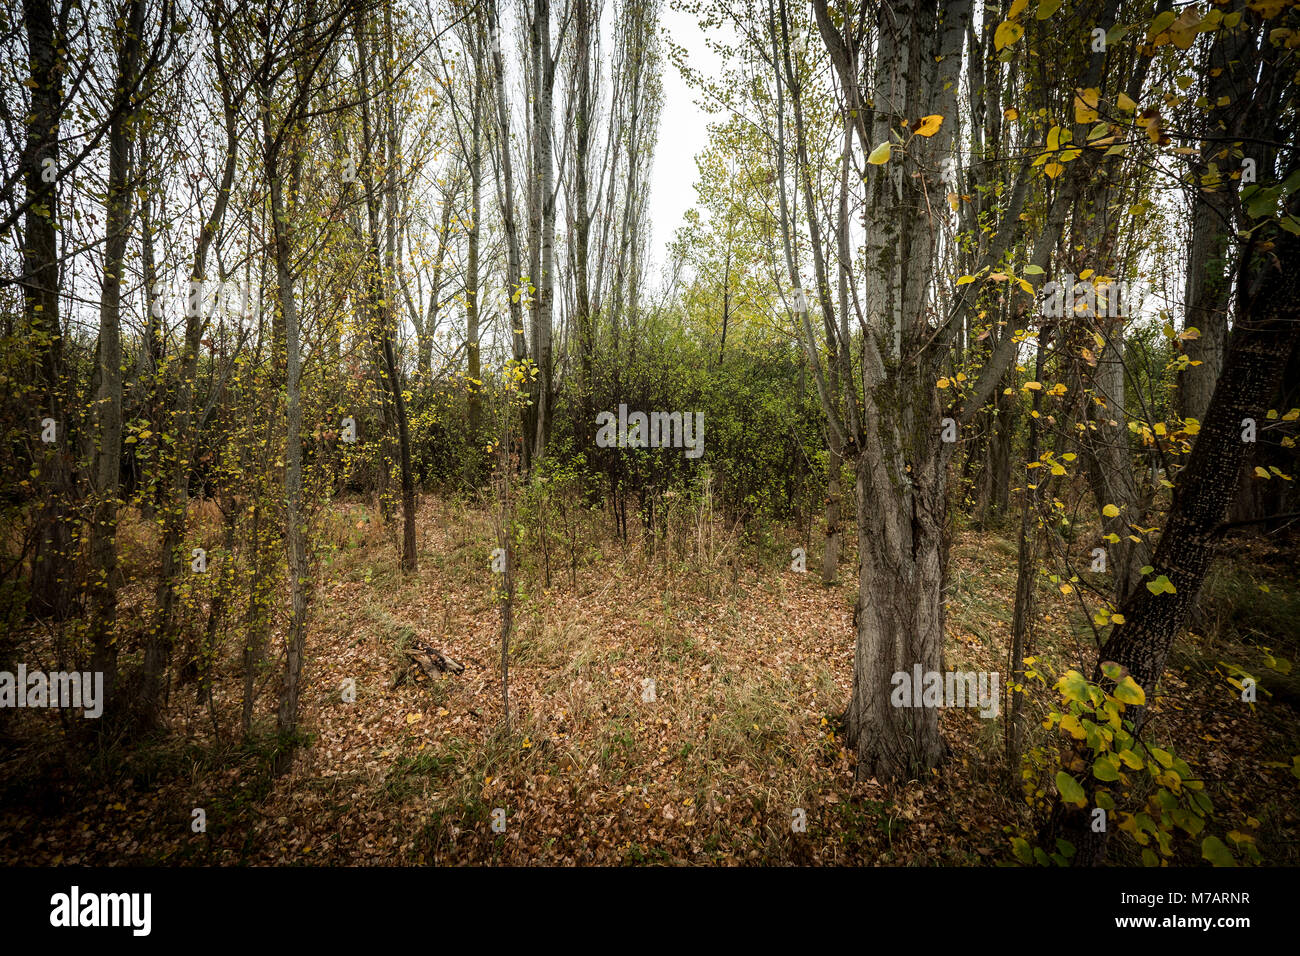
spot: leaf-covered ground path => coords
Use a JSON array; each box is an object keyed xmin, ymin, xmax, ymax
[{"xmin": 2, "ymin": 497, "xmax": 1295, "ymax": 865}]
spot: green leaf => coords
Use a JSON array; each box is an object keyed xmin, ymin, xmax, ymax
[
  {"xmin": 1011, "ymin": 836, "xmax": 1033, "ymax": 864},
  {"xmin": 1105, "ymin": 23, "xmax": 1131, "ymax": 45},
  {"xmin": 1056, "ymin": 771, "xmax": 1086, "ymax": 806},
  {"xmin": 1201, "ymin": 835, "xmax": 1236, "ymax": 867},
  {"xmin": 1151, "ymin": 747, "xmax": 1175, "ymax": 769},
  {"xmin": 1113, "ymin": 676, "xmax": 1146, "ymax": 706},
  {"xmin": 1117, "ymin": 748, "xmax": 1144, "ymax": 770},
  {"xmin": 867, "ymin": 141, "xmax": 893, "ymax": 165},
  {"xmin": 1146, "ymin": 574, "xmax": 1176, "ymax": 595},
  {"xmin": 1036, "ymin": 0, "xmax": 1063, "ymax": 19},
  {"xmin": 1147, "ymin": 9, "xmax": 1177, "ymax": 40},
  {"xmin": 1057, "ymin": 669, "xmax": 1090, "ymax": 703},
  {"xmin": 1093, "ymin": 755, "xmax": 1121, "ymax": 782}
]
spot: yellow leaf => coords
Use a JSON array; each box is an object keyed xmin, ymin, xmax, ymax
[
  {"xmin": 1103, "ymin": 504, "xmax": 1121, "ymax": 517},
  {"xmin": 406, "ymin": 712, "xmax": 422, "ymax": 724},
  {"xmin": 914, "ymin": 114, "xmax": 944, "ymax": 137},
  {"xmin": 867, "ymin": 141, "xmax": 893, "ymax": 165},
  {"xmin": 1074, "ymin": 88, "xmax": 1100, "ymax": 124},
  {"xmin": 1044, "ymin": 161, "xmax": 1065, "ymax": 179},
  {"xmin": 1117, "ymin": 92, "xmax": 1137, "ymax": 111},
  {"xmin": 994, "ymin": 20, "xmax": 1024, "ymax": 51}
]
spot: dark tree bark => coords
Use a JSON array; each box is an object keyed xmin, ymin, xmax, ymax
[
  {"xmin": 23, "ymin": 0, "xmax": 75, "ymax": 622},
  {"xmin": 1059, "ymin": 223, "xmax": 1300, "ymax": 866}
]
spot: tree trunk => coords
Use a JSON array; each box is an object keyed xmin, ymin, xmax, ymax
[
  {"xmin": 87, "ymin": 0, "xmax": 145, "ymax": 720},
  {"xmin": 356, "ymin": 7, "xmax": 418, "ymax": 572},
  {"xmin": 261, "ymin": 68, "xmax": 314, "ymax": 751},
  {"xmin": 1059, "ymin": 225, "xmax": 1300, "ymax": 866},
  {"xmin": 23, "ymin": 0, "xmax": 74, "ymax": 622},
  {"xmin": 143, "ymin": 17, "xmax": 241, "ymax": 724}
]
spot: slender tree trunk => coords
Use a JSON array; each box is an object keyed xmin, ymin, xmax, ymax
[
  {"xmin": 466, "ymin": 73, "xmax": 484, "ymax": 437},
  {"xmin": 261, "ymin": 71, "xmax": 314, "ymax": 751},
  {"xmin": 1007, "ymin": 332, "xmax": 1046, "ymax": 767},
  {"xmin": 572, "ymin": 0, "xmax": 595, "ymax": 432},
  {"xmin": 1057, "ymin": 225, "xmax": 1300, "ymax": 866},
  {"xmin": 87, "ymin": 0, "xmax": 145, "ymax": 719},
  {"xmin": 143, "ymin": 20, "xmax": 240, "ymax": 723},
  {"xmin": 490, "ymin": 0, "xmax": 527, "ymax": 370},
  {"xmin": 527, "ymin": 0, "xmax": 556, "ymax": 465},
  {"xmin": 356, "ymin": 8, "xmax": 417, "ymax": 572},
  {"xmin": 1178, "ymin": 23, "xmax": 1248, "ymax": 424}
]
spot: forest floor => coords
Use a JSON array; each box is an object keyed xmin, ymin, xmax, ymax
[{"xmin": 2, "ymin": 495, "xmax": 1297, "ymax": 865}]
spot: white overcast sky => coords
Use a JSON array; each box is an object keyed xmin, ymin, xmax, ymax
[{"xmin": 646, "ymin": 4, "xmax": 727, "ymax": 274}]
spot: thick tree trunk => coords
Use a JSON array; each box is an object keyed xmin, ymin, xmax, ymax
[
  {"xmin": 23, "ymin": 0, "xmax": 74, "ymax": 622},
  {"xmin": 845, "ymin": 444, "xmax": 949, "ymax": 780}
]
